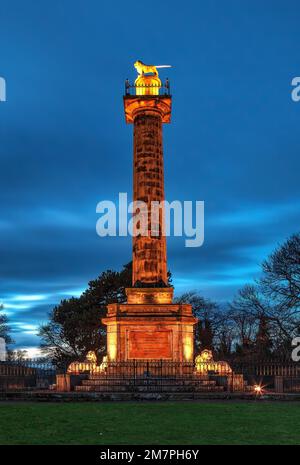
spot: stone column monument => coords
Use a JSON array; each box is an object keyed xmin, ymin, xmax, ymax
[
  {"xmin": 102, "ymin": 61, "xmax": 197, "ymax": 362},
  {"xmin": 0, "ymin": 337, "xmax": 6, "ymax": 361}
]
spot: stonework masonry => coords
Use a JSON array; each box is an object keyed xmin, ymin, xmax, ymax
[
  {"xmin": 102, "ymin": 75, "xmax": 197, "ymax": 362},
  {"xmin": 133, "ymin": 111, "xmax": 167, "ymax": 285}
]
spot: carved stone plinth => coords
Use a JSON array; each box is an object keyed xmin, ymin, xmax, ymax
[{"xmin": 102, "ymin": 288, "xmax": 197, "ymax": 362}]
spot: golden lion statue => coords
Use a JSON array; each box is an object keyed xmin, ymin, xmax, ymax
[
  {"xmin": 67, "ymin": 351, "xmax": 108, "ymax": 374},
  {"xmin": 195, "ymin": 349, "xmax": 232, "ymax": 374},
  {"xmin": 134, "ymin": 60, "xmax": 171, "ymax": 77},
  {"xmin": 134, "ymin": 60, "xmax": 158, "ymax": 76}
]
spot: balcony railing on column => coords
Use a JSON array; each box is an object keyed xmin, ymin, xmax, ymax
[{"xmin": 124, "ymin": 79, "xmax": 171, "ymax": 96}]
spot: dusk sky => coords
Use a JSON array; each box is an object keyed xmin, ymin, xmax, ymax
[{"xmin": 0, "ymin": 1, "xmax": 299, "ymax": 354}]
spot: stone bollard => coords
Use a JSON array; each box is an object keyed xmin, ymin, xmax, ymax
[
  {"xmin": 56, "ymin": 374, "xmax": 71, "ymax": 392},
  {"xmin": 0, "ymin": 337, "xmax": 6, "ymax": 361}
]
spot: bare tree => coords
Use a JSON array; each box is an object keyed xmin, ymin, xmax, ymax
[
  {"xmin": 0, "ymin": 304, "xmax": 13, "ymax": 344},
  {"xmin": 175, "ymin": 291, "xmax": 224, "ymax": 354},
  {"xmin": 7, "ymin": 349, "xmax": 28, "ymax": 362},
  {"xmin": 228, "ymin": 284, "xmax": 295, "ymax": 358},
  {"xmin": 261, "ymin": 233, "xmax": 300, "ymax": 313}
]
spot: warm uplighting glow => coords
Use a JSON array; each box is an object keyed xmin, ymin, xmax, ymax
[
  {"xmin": 196, "ymin": 349, "xmax": 213, "ymax": 363},
  {"xmin": 86, "ymin": 351, "xmax": 97, "ymax": 363},
  {"xmin": 183, "ymin": 333, "xmax": 193, "ymax": 361},
  {"xmin": 155, "ymin": 292, "xmax": 172, "ymax": 304},
  {"xmin": 135, "ymin": 74, "xmax": 161, "ymax": 96},
  {"xmin": 253, "ymin": 384, "xmax": 264, "ymax": 394},
  {"xmin": 125, "ymin": 288, "xmax": 173, "ymax": 305},
  {"xmin": 68, "ymin": 351, "xmax": 106, "ymax": 375},
  {"xmin": 195, "ymin": 349, "xmax": 232, "ymax": 374},
  {"xmin": 107, "ymin": 325, "xmax": 117, "ymax": 361},
  {"xmin": 99, "ymin": 355, "xmax": 108, "ymax": 372}
]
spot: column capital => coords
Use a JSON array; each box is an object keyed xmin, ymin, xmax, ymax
[{"xmin": 123, "ymin": 95, "xmax": 172, "ymax": 124}]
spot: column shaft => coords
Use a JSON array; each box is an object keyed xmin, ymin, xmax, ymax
[{"xmin": 132, "ymin": 111, "xmax": 167, "ymax": 286}]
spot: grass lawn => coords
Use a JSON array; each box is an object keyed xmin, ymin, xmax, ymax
[{"xmin": 0, "ymin": 401, "xmax": 299, "ymax": 445}]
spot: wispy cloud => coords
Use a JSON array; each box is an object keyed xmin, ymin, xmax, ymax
[
  {"xmin": 210, "ymin": 201, "xmax": 299, "ymax": 227},
  {"xmin": 8, "ymin": 294, "xmax": 48, "ymax": 302},
  {"xmin": 1, "ymin": 1, "xmax": 300, "ymax": 351}
]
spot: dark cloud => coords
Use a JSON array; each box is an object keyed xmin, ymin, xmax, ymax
[{"xmin": 0, "ymin": 1, "xmax": 299, "ymax": 350}]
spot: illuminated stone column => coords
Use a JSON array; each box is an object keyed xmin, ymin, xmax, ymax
[
  {"xmin": 102, "ymin": 65, "xmax": 197, "ymax": 364},
  {"xmin": 132, "ymin": 111, "xmax": 167, "ymax": 285},
  {"xmin": 124, "ymin": 80, "xmax": 171, "ymax": 286}
]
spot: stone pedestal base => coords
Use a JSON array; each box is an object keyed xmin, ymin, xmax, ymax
[{"xmin": 102, "ymin": 288, "xmax": 197, "ymax": 362}]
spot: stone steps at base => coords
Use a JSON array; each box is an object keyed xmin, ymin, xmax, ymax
[
  {"xmin": 81, "ymin": 379, "xmax": 217, "ymax": 387},
  {"xmin": 136, "ymin": 385, "xmax": 224, "ymax": 393},
  {"xmin": 75, "ymin": 385, "xmax": 225, "ymax": 393},
  {"xmin": 88, "ymin": 376, "xmax": 210, "ymax": 381}
]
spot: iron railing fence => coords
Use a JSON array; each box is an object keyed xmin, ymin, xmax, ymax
[
  {"xmin": 229, "ymin": 360, "xmax": 300, "ymax": 377},
  {"xmin": 65, "ymin": 359, "xmax": 300, "ymax": 375},
  {"xmin": 281, "ymin": 377, "xmax": 300, "ymax": 393},
  {"xmin": 0, "ymin": 358, "xmax": 56, "ymax": 374},
  {"xmin": 1, "ymin": 358, "xmax": 300, "ymax": 393},
  {"xmin": 66, "ymin": 360, "xmax": 229, "ymax": 394},
  {"xmin": 65, "ymin": 359, "xmax": 300, "ymax": 393},
  {"xmin": 124, "ymin": 79, "xmax": 171, "ymax": 96},
  {"xmin": 0, "ymin": 359, "xmax": 56, "ymax": 391},
  {"xmin": 225, "ymin": 360, "xmax": 300, "ymax": 392}
]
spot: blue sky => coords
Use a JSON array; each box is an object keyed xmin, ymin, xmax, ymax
[{"xmin": 0, "ymin": 0, "xmax": 299, "ymax": 353}]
